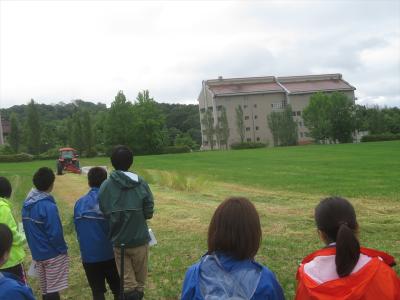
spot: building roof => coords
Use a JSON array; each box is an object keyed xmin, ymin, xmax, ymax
[
  {"xmin": 210, "ymin": 81, "xmax": 284, "ymax": 96},
  {"xmin": 203, "ymin": 74, "xmax": 355, "ymax": 97}
]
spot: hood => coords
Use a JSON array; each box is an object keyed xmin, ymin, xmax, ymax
[
  {"xmin": 198, "ymin": 253, "xmax": 262, "ymax": 300},
  {"xmin": 110, "ymin": 171, "xmax": 139, "ymax": 189},
  {"xmin": 0, "ymin": 197, "xmax": 11, "ymax": 208},
  {"xmin": 23, "ymin": 189, "xmax": 53, "ymax": 208},
  {"xmin": 75, "ymin": 188, "xmax": 103, "ymax": 218}
]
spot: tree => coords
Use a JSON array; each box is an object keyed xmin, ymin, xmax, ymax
[
  {"xmin": 303, "ymin": 93, "xmax": 334, "ymax": 142},
  {"xmin": 267, "ymin": 111, "xmax": 281, "ymax": 146},
  {"xmin": 81, "ymin": 110, "xmax": 95, "ymax": 156},
  {"xmin": 201, "ymin": 109, "xmax": 214, "ymax": 149},
  {"xmin": 105, "ymin": 91, "xmax": 135, "ymax": 148},
  {"xmin": 218, "ymin": 106, "xmax": 230, "ymax": 149},
  {"xmin": 235, "ymin": 105, "xmax": 245, "ymax": 143},
  {"xmin": 26, "ymin": 99, "xmax": 41, "ymax": 154},
  {"xmin": 328, "ymin": 92, "xmax": 355, "ymax": 143},
  {"xmin": 174, "ymin": 132, "xmax": 197, "ymax": 149},
  {"xmin": 132, "ymin": 90, "xmax": 166, "ymax": 154},
  {"xmin": 9, "ymin": 113, "xmax": 20, "ymax": 153},
  {"xmin": 267, "ymin": 105, "xmax": 298, "ymax": 146},
  {"xmin": 303, "ymin": 92, "xmax": 355, "ymax": 143}
]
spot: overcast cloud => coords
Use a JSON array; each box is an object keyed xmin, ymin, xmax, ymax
[{"xmin": 0, "ymin": 0, "xmax": 399, "ymax": 108}]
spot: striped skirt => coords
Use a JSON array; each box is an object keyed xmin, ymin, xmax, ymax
[{"xmin": 36, "ymin": 254, "xmax": 69, "ymax": 294}]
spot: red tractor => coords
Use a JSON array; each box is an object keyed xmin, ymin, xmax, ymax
[{"xmin": 57, "ymin": 147, "xmax": 81, "ymax": 175}]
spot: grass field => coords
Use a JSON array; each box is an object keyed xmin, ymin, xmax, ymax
[{"xmin": 0, "ymin": 141, "xmax": 399, "ymax": 299}]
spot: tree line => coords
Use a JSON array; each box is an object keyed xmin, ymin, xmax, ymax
[{"xmin": 1, "ymin": 90, "xmax": 201, "ymax": 156}]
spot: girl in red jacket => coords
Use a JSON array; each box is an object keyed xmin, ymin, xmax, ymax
[{"xmin": 295, "ymin": 197, "xmax": 399, "ymax": 300}]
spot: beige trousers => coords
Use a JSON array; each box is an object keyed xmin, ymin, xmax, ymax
[{"xmin": 114, "ymin": 244, "xmax": 148, "ymax": 292}]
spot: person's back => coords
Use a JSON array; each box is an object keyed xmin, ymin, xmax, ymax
[
  {"xmin": 0, "ymin": 176, "xmax": 26, "ymax": 282},
  {"xmin": 21, "ymin": 167, "xmax": 69, "ymax": 300},
  {"xmin": 99, "ymin": 146, "xmax": 154, "ymax": 300},
  {"xmin": 0, "ymin": 223, "xmax": 35, "ymax": 300},
  {"xmin": 295, "ymin": 197, "xmax": 400, "ymax": 300},
  {"xmin": 74, "ymin": 167, "xmax": 120, "ymax": 300},
  {"xmin": 181, "ymin": 197, "xmax": 284, "ymax": 300}
]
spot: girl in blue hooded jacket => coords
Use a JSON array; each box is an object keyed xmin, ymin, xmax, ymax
[{"xmin": 181, "ymin": 197, "xmax": 285, "ymax": 300}]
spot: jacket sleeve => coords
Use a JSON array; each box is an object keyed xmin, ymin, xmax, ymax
[
  {"xmin": 0, "ymin": 205, "xmax": 25, "ymax": 246},
  {"xmin": 43, "ymin": 202, "xmax": 67, "ymax": 252},
  {"xmin": 3, "ymin": 285, "xmax": 36, "ymax": 300},
  {"xmin": 181, "ymin": 265, "xmax": 197, "ymax": 300},
  {"xmin": 142, "ymin": 181, "xmax": 154, "ymax": 220},
  {"xmin": 98, "ymin": 181, "xmax": 109, "ymax": 217}
]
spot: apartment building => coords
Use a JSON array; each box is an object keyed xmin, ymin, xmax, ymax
[{"xmin": 198, "ymin": 74, "xmax": 355, "ymax": 149}]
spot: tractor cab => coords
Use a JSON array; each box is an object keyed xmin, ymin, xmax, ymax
[{"xmin": 57, "ymin": 147, "xmax": 81, "ymax": 175}]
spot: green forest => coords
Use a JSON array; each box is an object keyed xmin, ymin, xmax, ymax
[{"xmin": 0, "ymin": 90, "xmax": 200, "ymax": 157}]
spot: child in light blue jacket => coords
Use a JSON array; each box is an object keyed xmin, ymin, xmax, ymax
[{"xmin": 181, "ymin": 197, "xmax": 285, "ymax": 300}]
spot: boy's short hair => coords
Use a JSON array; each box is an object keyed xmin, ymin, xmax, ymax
[
  {"xmin": 33, "ymin": 167, "xmax": 55, "ymax": 191},
  {"xmin": 88, "ymin": 167, "xmax": 108, "ymax": 188},
  {"xmin": 111, "ymin": 145, "xmax": 133, "ymax": 171},
  {"xmin": 207, "ymin": 197, "xmax": 261, "ymax": 260},
  {"xmin": 0, "ymin": 177, "xmax": 12, "ymax": 198},
  {"xmin": 0, "ymin": 223, "xmax": 13, "ymax": 259}
]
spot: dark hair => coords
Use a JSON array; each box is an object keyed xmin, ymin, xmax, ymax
[
  {"xmin": 88, "ymin": 167, "xmax": 108, "ymax": 188},
  {"xmin": 208, "ymin": 197, "xmax": 261, "ymax": 260},
  {"xmin": 0, "ymin": 223, "xmax": 13, "ymax": 259},
  {"xmin": 0, "ymin": 177, "xmax": 12, "ymax": 198},
  {"xmin": 315, "ymin": 197, "xmax": 360, "ymax": 277},
  {"xmin": 111, "ymin": 145, "xmax": 133, "ymax": 171},
  {"xmin": 33, "ymin": 167, "xmax": 55, "ymax": 191}
]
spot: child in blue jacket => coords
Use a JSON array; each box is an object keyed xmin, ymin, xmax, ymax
[
  {"xmin": 0, "ymin": 223, "xmax": 35, "ymax": 300},
  {"xmin": 74, "ymin": 167, "xmax": 120, "ymax": 300},
  {"xmin": 181, "ymin": 197, "xmax": 285, "ymax": 300},
  {"xmin": 22, "ymin": 167, "xmax": 69, "ymax": 300}
]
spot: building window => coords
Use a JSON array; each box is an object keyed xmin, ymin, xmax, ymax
[
  {"xmin": 292, "ymin": 111, "xmax": 296, "ymax": 116},
  {"xmin": 246, "ymin": 127, "xmax": 251, "ymax": 131},
  {"xmin": 217, "ymin": 105, "xmax": 222, "ymax": 111},
  {"xmin": 272, "ymin": 102, "xmax": 284, "ymax": 109},
  {"xmin": 200, "ymin": 108, "xmax": 205, "ymax": 113},
  {"xmin": 244, "ymin": 105, "xmax": 248, "ymax": 109},
  {"xmin": 204, "ymin": 141, "xmax": 208, "ymax": 146},
  {"xmin": 297, "ymin": 111, "xmax": 301, "ymax": 116},
  {"xmin": 208, "ymin": 106, "xmax": 213, "ymax": 111},
  {"xmin": 245, "ymin": 116, "xmax": 250, "ymax": 120},
  {"xmin": 255, "ymin": 126, "xmax": 259, "ymax": 130},
  {"xmin": 254, "ymin": 104, "xmax": 257, "ymax": 108},
  {"xmin": 300, "ymin": 132, "xmax": 304, "ymax": 138},
  {"xmin": 256, "ymin": 137, "xmax": 260, "ymax": 141},
  {"xmin": 247, "ymin": 138, "xmax": 251, "ymax": 142},
  {"xmin": 254, "ymin": 115, "xmax": 258, "ymax": 119}
]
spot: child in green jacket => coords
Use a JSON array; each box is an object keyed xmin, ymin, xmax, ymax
[{"xmin": 0, "ymin": 177, "xmax": 26, "ymax": 282}]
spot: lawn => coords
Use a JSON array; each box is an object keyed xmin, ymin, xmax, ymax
[{"xmin": 0, "ymin": 141, "xmax": 399, "ymax": 299}]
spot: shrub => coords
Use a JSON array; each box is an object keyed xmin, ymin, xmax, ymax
[
  {"xmin": 230, "ymin": 142, "xmax": 267, "ymax": 150},
  {"xmin": 162, "ymin": 146, "xmax": 191, "ymax": 154},
  {"xmin": 0, "ymin": 153, "xmax": 34, "ymax": 162},
  {"xmin": 36, "ymin": 148, "xmax": 60, "ymax": 160},
  {"xmin": 0, "ymin": 144, "xmax": 14, "ymax": 155},
  {"xmin": 361, "ymin": 134, "xmax": 400, "ymax": 142}
]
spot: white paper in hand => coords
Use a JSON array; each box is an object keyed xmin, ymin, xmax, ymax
[
  {"xmin": 28, "ymin": 261, "xmax": 37, "ymax": 277},
  {"xmin": 148, "ymin": 228, "xmax": 157, "ymax": 247}
]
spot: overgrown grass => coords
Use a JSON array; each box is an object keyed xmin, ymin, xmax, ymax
[{"xmin": 0, "ymin": 141, "xmax": 399, "ymax": 299}]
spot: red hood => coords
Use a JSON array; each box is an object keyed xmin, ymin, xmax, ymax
[{"xmin": 296, "ymin": 247, "xmax": 400, "ymax": 300}]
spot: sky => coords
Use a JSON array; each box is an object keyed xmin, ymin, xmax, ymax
[{"xmin": 0, "ymin": 0, "xmax": 399, "ymax": 108}]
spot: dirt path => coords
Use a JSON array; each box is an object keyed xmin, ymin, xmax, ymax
[{"xmin": 53, "ymin": 173, "xmax": 89, "ymax": 207}]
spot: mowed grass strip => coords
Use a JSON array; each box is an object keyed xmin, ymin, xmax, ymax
[{"xmin": 0, "ymin": 141, "xmax": 399, "ymax": 299}]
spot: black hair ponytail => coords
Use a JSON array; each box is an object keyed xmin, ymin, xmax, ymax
[
  {"xmin": 336, "ymin": 222, "xmax": 360, "ymax": 277},
  {"xmin": 315, "ymin": 197, "xmax": 360, "ymax": 278}
]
